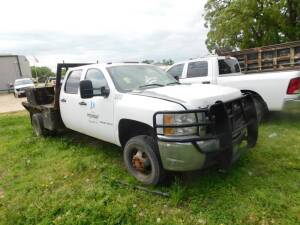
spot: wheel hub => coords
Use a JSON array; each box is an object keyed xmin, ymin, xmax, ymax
[{"xmin": 132, "ymin": 151, "xmax": 150, "ymax": 173}]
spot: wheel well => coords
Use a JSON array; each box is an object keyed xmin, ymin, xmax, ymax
[
  {"xmin": 118, "ymin": 119, "xmax": 155, "ymax": 147},
  {"xmin": 241, "ymin": 90, "xmax": 269, "ymax": 112}
]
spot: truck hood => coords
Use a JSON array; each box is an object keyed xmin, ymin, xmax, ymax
[
  {"xmin": 14, "ymin": 84, "xmax": 34, "ymax": 89},
  {"xmin": 130, "ymin": 84, "xmax": 242, "ymax": 109}
]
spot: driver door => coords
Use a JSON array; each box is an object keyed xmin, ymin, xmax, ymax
[{"xmin": 80, "ymin": 68, "xmax": 115, "ymax": 143}]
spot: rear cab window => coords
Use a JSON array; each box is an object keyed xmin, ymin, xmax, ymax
[
  {"xmin": 218, "ymin": 58, "xmax": 241, "ymax": 76},
  {"xmin": 187, "ymin": 61, "xmax": 208, "ymax": 78},
  {"xmin": 167, "ymin": 64, "xmax": 184, "ymax": 78},
  {"xmin": 64, "ymin": 70, "xmax": 82, "ymax": 94}
]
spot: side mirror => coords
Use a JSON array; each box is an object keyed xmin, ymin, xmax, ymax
[
  {"xmin": 80, "ymin": 80, "xmax": 94, "ymax": 99},
  {"xmin": 174, "ymin": 76, "xmax": 179, "ymax": 81},
  {"xmin": 100, "ymin": 86, "xmax": 110, "ymax": 97}
]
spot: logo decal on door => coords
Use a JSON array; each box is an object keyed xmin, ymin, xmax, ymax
[{"xmin": 90, "ymin": 101, "xmax": 96, "ymax": 110}]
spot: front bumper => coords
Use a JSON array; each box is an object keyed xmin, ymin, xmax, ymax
[
  {"xmin": 15, "ymin": 88, "xmax": 30, "ymax": 96},
  {"xmin": 15, "ymin": 90, "xmax": 26, "ymax": 97},
  {"xmin": 282, "ymin": 98, "xmax": 300, "ymax": 112},
  {"xmin": 154, "ymin": 94, "xmax": 259, "ymax": 171}
]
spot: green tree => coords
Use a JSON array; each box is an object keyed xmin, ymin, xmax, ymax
[
  {"xmin": 142, "ymin": 59, "xmax": 154, "ymax": 64},
  {"xmin": 161, "ymin": 59, "xmax": 174, "ymax": 65},
  {"xmin": 31, "ymin": 66, "xmax": 55, "ymax": 79},
  {"xmin": 204, "ymin": 0, "xmax": 300, "ymax": 52}
]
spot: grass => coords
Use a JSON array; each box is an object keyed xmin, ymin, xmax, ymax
[{"xmin": 0, "ymin": 111, "xmax": 299, "ymax": 225}]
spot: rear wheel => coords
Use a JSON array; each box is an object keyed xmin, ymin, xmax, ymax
[
  {"xmin": 123, "ymin": 135, "xmax": 166, "ymax": 185},
  {"xmin": 31, "ymin": 113, "xmax": 48, "ymax": 137},
  {"xmin": 253, "ymin": 96, "xmax": 266, "ymax": 123}
]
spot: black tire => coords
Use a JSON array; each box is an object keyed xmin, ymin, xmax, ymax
[
  {"xmin": 31, "ymin": 113, "xmax": 48, "ymax": 137},
  {"xmin": 123, "ymin": 135, "xmax": 166, "ymax": 185},
  {"xmin": 253, "ymin": 96, "xmax": 266, "ymax": 123}
]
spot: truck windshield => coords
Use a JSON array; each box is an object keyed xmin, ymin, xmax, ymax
[
  {"xmin": 218, "ymin": 58, "xmax": 240, "ymax": 75},
  {"xmin": 107, "ymin": 65, "xmax": 178, "ymax": 92},
  {"xmin": 15, "ymin": 79, "xmax": 33, "ymax": 86}
]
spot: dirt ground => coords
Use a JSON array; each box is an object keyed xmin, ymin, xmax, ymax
[{"xmin": 0, "ymin": 93, "xmax": 26, "ymax": 114}]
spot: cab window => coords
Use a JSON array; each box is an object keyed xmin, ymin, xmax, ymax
[
  {"xmin": 187, "ymin": 61, "xmax": 208, "ymax": 78},
  {"xmin": 167, "ymin": 64, "xmax": 184, "ymax": 78},
  {"xmin": 218, "ymin": 59, "xmax": 241, "ymax": 75},
  {"xmin": 65, "ymin": 70, "xmax": 82, "ymax": 94},
  {"xmin": 85, "ymin": 68, "xmax": 109, "ymax": 95}
]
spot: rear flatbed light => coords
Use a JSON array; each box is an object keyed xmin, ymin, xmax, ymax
[{"xmin": 287, "ymin": 78, "xmax": 300, "ymax": 94}]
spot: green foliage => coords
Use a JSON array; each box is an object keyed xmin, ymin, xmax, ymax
[
  {"xmin": 0, "ymin": 111, "xmax": 299, "ymax": 224},
  {"xmin": 161, "ymin": 59, "xmax": 174, "ymax": 65},
  {"xmin": 204, "ymin": 0, "xmax": 300, "ymax": 51},
  {"xmin": 31, "ymin": 66, "xmax": 55, "ymax": 81},
  {"xmin": 142, "ymin": 59, "xmax": 154, "ymax": 64},
  {"xmin": 142, "ymin": 59, "xmax": 174, "ymax": 65}
]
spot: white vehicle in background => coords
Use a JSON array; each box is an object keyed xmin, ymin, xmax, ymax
[
  {"xmin": 14, "ymin": 78, "xmax": 35, "ymax": 98},
  {"xmin": 167, "ymin": 56, "xmax": 300, "ymax": 121}
]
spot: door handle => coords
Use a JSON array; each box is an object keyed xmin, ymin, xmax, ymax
[
  {"xmin": 60, "ymin": 98, "xmax": 67, "ymax": 103},
  {"xmin": 202, "ymin": 81, "xmax": 211, "ymax": 84},
  {"xmin": 78, "ymin": 101, "xmax": 87, "ymax": 106}
]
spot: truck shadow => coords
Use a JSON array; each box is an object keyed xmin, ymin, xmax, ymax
[
  {"xmin": 266, "ymin": 111, "xmax": 300, "ymax": 124},
  {"xmin": 60, "ymin": 129, "xmax": 123, "ymax": 161},
  {"xmin": 57, "ymin": 130, "xmax": 221, "ymax": 187},
  {"xmin": 52, "ymin": 110, "xmax": 300, "ymax": 190},
  {"xmin": 58, "ymin": 130, "xmax": 251, "ymax": 188}
]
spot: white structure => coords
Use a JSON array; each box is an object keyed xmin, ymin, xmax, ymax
[{"xmin": 0, "ymin": 55, "xmax": 32, "ymax": 92}]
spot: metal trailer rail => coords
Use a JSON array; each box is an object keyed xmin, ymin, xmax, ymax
[{"xmin": 218, "ymin": 41, "xmax": 300, "ymax": 74}]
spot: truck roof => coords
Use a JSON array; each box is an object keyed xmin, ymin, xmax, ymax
[
  {"xmin": 171, "ymin": 55, "xmax": 235, "ymax": 66},
  {"xmin": 67, "ymin": 62, "xmax": 152, "ymax": 71}
]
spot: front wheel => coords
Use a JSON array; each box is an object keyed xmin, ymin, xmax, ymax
[{"xmin": 123, "ymin": 135, "xmax": 166, "ymax": 185}]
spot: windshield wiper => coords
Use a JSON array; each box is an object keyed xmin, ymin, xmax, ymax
[
  {"xmin": 139, "ymin": 83, "xmax": 165, "ymax": 89},
  {"xmin": 166, "ymin": 81, "xmax": 180, "ymax": 86}
]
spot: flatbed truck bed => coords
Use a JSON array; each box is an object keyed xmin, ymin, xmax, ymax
[{"xmin": 22, "ymin": 63, "xmax": 92, "ymax": 132}]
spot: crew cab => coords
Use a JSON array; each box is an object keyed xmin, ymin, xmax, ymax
[
  {"xmin": 167, "ymin": 56, "xmax": 300, "ymax": 121},
  {"xmin": 23, "ymin": 62, "xmax": 258, "ymax": 185}
]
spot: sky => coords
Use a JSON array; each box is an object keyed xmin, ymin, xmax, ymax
[{"xmin": 0, "ymin": 0, "xmax": 209, "ymax": 70}]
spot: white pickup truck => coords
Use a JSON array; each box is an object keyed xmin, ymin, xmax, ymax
[
  {"xmin": 167, "ymin": 56, "xmax": 300, "ymax": 121},
  {"xmin": 23, "ymin": 63, "xmax": 258, "ymax": 185},
  {"xmin": 14, "ymin": 78, "xmax": 35, "ymax": 98}
]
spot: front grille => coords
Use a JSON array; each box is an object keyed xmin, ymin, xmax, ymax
[
  {"xmin": 225, "ymin": 99, "xmax": 247, "ymax": 132},
  {"xmin": 153, "ymin": 93, "xmax": 258, "ymax": 147}
]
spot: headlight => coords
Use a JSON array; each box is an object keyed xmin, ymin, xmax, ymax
[{"xmin": 163, "ymin": 113, "xmax": 197, "ymax": 136}]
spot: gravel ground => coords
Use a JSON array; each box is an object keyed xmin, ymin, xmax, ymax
[{"xmin": 0, "ymin": 94, "xmax": 26, "ymax": 113}]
